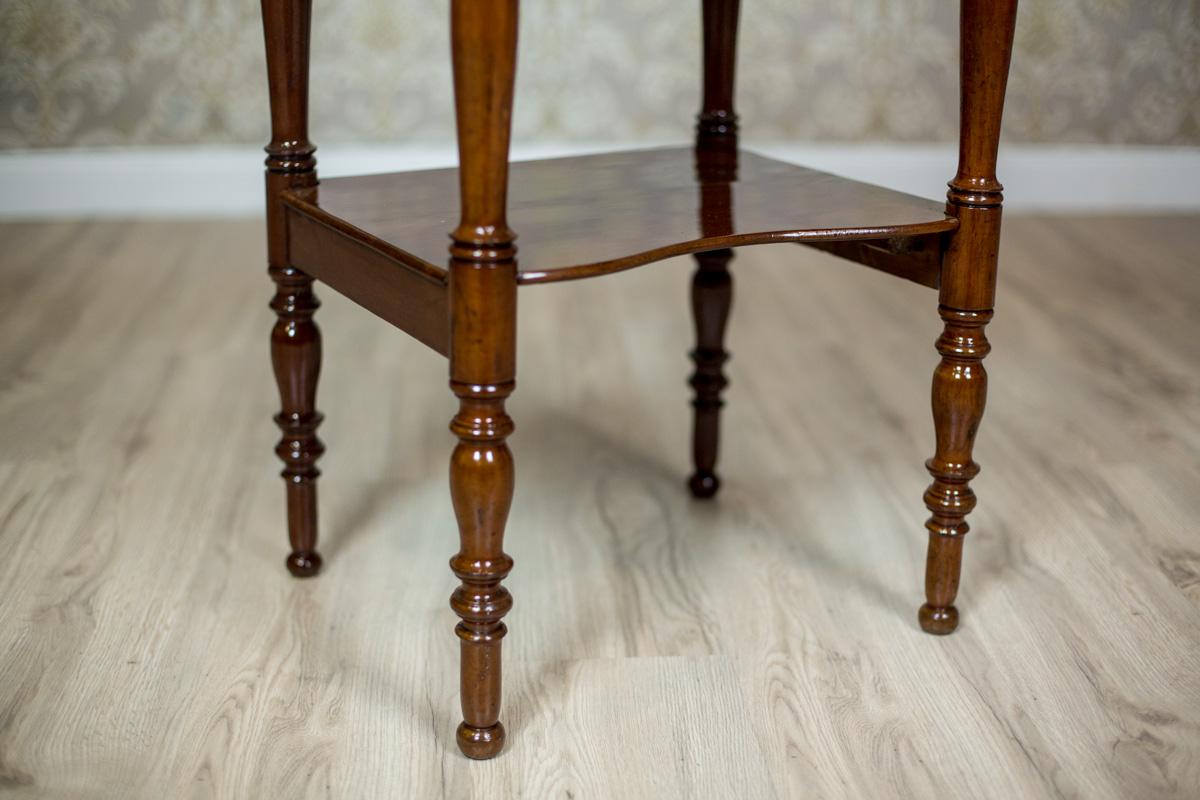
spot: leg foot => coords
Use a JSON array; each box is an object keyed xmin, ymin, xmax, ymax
[
  {"xmin": 688, "ymin": 470, "xmax": 721, "ymax": 499},
  {"xmin": 285, "ymin": 550, "xmax": 322, "ymax": 578},
  {"xmin": 456, "ymin": 721, "xmax": 506, "ymax": 760},
  {"xmin": 918, "ymin": 603, "xmax": 959, "ymax": 635}
]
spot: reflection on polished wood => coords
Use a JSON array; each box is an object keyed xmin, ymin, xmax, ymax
[
  {"xmin": 687, "ymin": 5, "xmax": 740, "ymax": 499},
  {"xmin": 282, "ymin": 147, "xmax": 957, "ymax": 286}
]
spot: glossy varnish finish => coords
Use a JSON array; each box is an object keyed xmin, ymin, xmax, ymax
[
  {"xmin": 445, "ymin": 0, "xmax": 520, "ymax": 761},
  {"xmin": 258, "ymin": 0, "xmax": 1021, "ymax": 758},
  {"xmin": 921, "ymin": 0, "xmax": 1018, "ymax": 635},
  {"xmin": 283, "ymin": 149, "xmax": 958, "ymax": 287},
  {"xmin": 283, "ymin": 208, "xmax": 450, "ymax": 355},
  {"xmin": 261, "ymin": 0, "xmax": 323, "ymax": 578}
]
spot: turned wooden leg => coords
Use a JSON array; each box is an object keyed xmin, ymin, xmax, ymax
[
  {"xmin": 920, "ymin": 306, "xmax": 990, "ymax": 633},
  {"xmin": 920, "ymin": 0, "xmax": 1016, "ymax": 633},
  {"xmin": 447, "ymin": 0, "xmax": 519, "ymax": 759},
  {"xmin": 270, "ymin": 267, "xmax": 324, "ymax": 577},
  {"xmin": 446, "ymin": 261, "xmax": 517, "ymax": 759},
  {"xmin": 688, "ymin": 248, "xmax": 733, "ymax": 498},
  {"xmin": 449, "ymin": 377, "xmax": 515, "ymax": 759},
  {"xmin": 262, "ymin": 0, "xmax": 321, "ymax": 577}
]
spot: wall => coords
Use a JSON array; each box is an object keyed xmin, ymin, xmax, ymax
[{"xmin": 2, "ymin": 0, "xmax": 1197, "ymax": 150}]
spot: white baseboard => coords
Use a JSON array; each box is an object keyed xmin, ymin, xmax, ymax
[{"xmin": 1, "ymin": 142, "xmax": 1196, "ymax": 218}]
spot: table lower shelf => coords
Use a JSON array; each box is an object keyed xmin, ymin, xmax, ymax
[
  {"xmin": 282, "ymin": 146, "xmax": 957, "ymax": 285},
  {"xmin": 280, "ymin": 146, "xmax": 956, "ymax": 355}
]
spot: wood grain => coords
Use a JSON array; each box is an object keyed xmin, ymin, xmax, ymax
[
  {"xmin": 285, "ymin": 147, "xmax": 956, "ymax": 286},
  {"xmin": 1, "ymin": 216, "xmax": 1198, "ymax": 798}
]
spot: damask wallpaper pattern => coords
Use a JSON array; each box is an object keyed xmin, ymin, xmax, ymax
[{"xmin": 1, "ymin": 0, "xmax": 1197, "ymax": 149}]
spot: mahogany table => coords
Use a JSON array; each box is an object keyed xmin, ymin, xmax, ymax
[{"xmin": 259, "ymin": 0, "xmax": 1018, "ymax": 759}]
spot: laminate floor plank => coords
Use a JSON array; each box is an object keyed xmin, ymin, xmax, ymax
[{"xmin": 0, "ymin": 216, "xmax": 1197, "ymax": 799}]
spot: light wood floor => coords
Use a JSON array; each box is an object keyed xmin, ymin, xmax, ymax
[{"xmin": 1, "ymin": 216, "xmax": 1198, "ymax": 799}]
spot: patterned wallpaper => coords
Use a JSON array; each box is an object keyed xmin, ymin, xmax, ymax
[{"xmin": 1, "ymin": 0, "xmax": 1197, "ymax": 150}]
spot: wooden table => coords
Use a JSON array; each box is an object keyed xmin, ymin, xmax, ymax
[{"xmin": 259, "ymin": 0, "xmax": 1019, "ymax": 759}]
